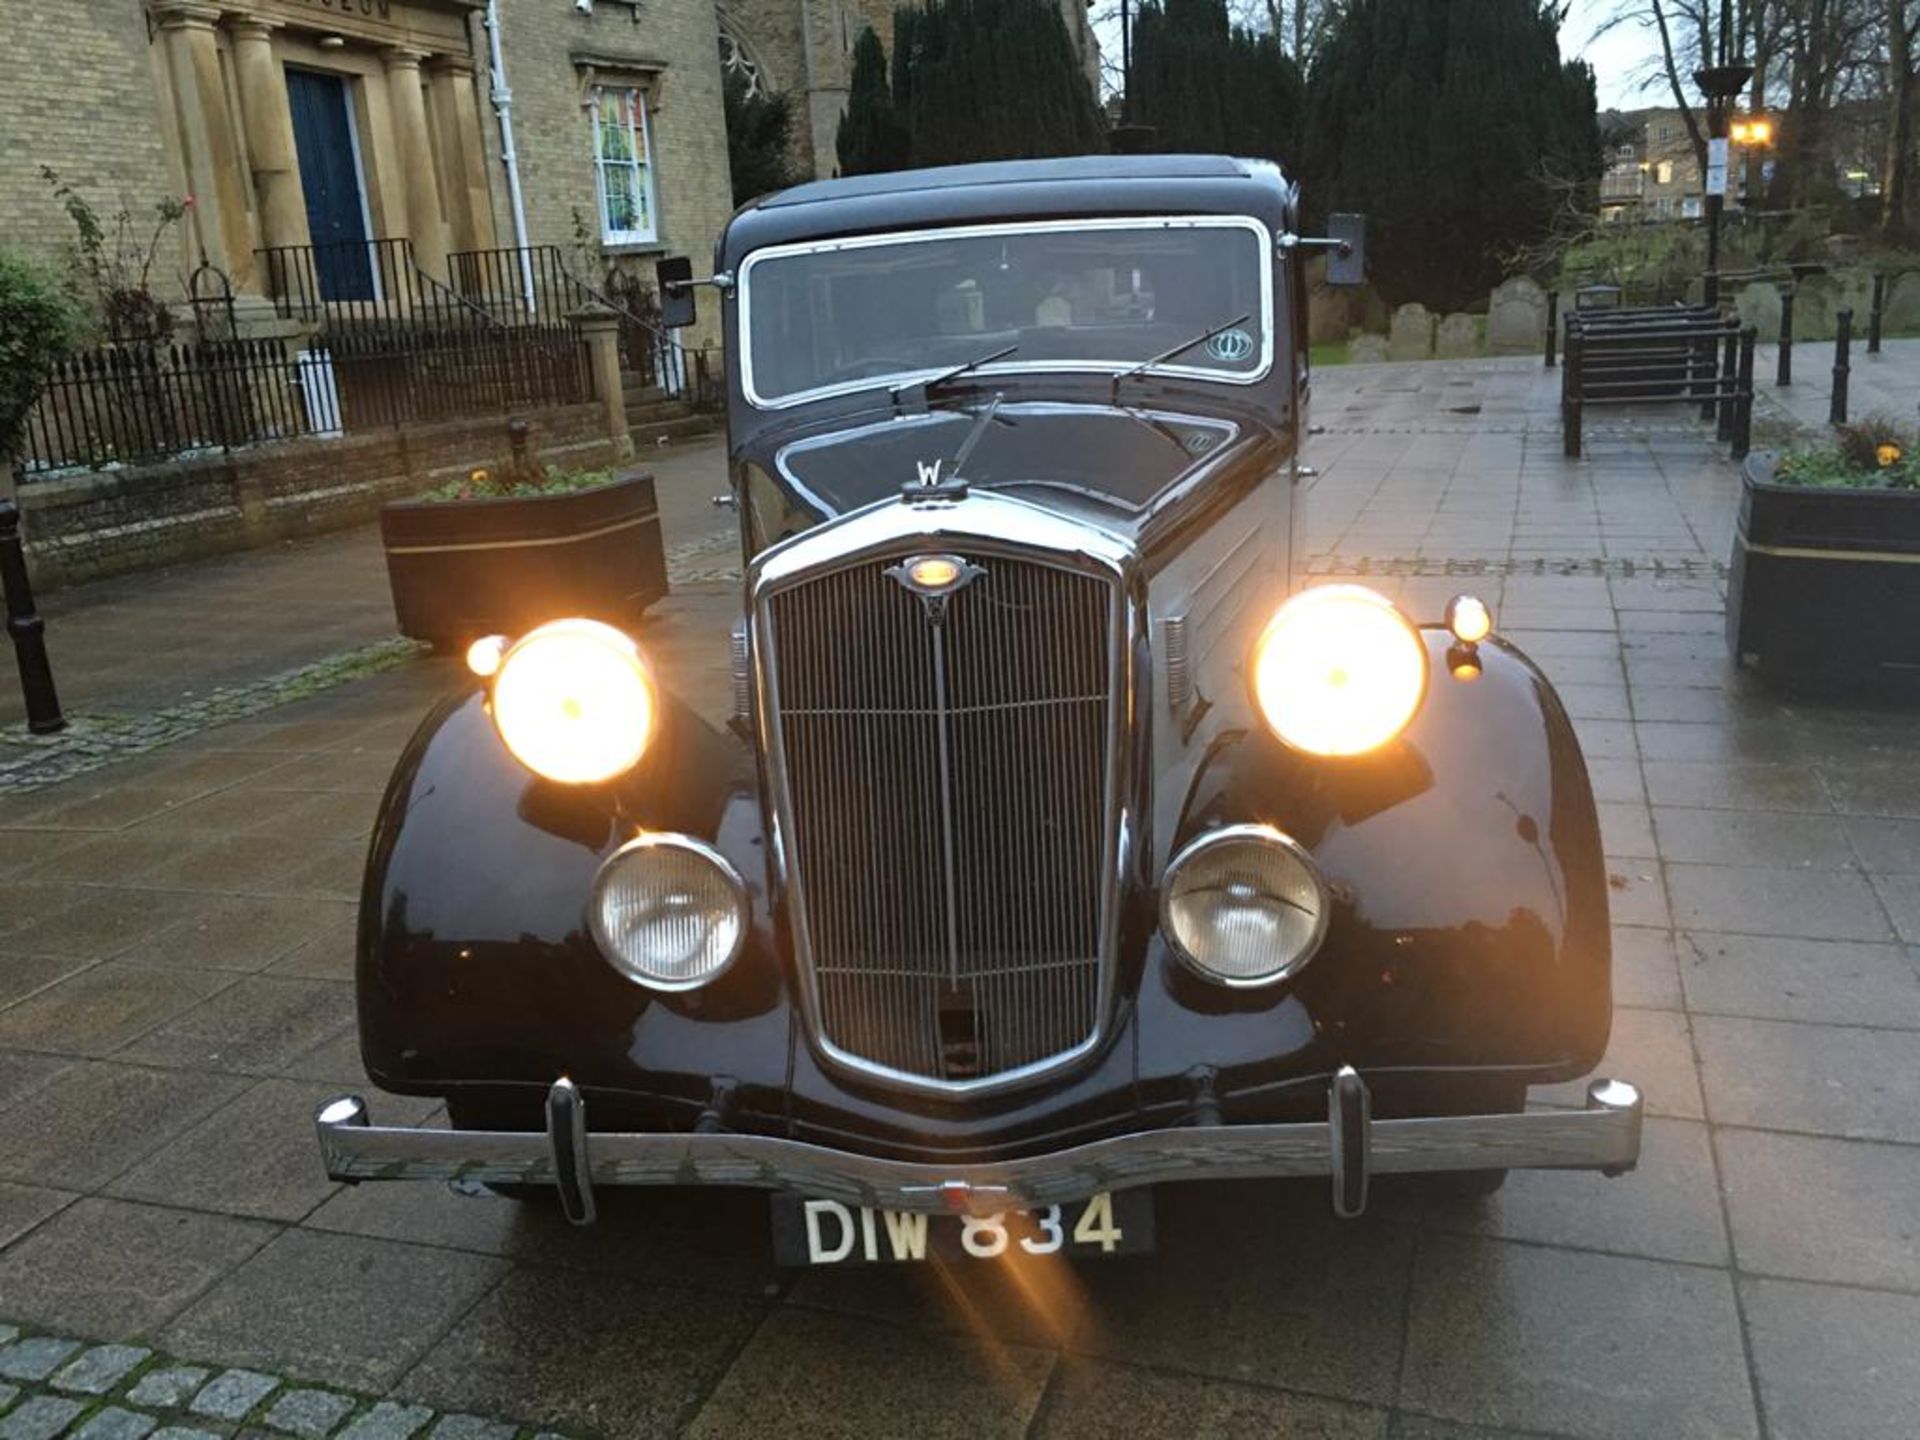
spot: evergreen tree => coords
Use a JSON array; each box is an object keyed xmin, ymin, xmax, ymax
[
  {"xmin": 1130, "ymin": 0, "xmax": 1302, "ymax": 163},
  {"xmin": 1303, "ymin": 0, "xmax": 1599, "ymax": 311},
  {"xmin": 890, "ymin": 0, "xmax": 1106, "ymax": 167},
  {"xmin": 837, "ymin": 27, "xmax": 908, "ymax": 176},
  {"xmin": 723, "ymin": 62, "xmax": 797, "ymax": 205}
]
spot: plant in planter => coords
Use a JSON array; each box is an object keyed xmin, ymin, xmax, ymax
[
  {"xmin": 380, "ymin": 423, "xmax": 669, "ymax": 650},
  {"xmin": 1727, "ymin": 414, "xmax": 1920, "ymax": 688}
]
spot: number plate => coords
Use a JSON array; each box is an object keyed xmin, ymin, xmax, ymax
[{"xmin": 769, "ymin": 1189, "xmax": 1155, "ymax": 1266}]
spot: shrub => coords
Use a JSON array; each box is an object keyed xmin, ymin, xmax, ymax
[
  {"xmin": 0, "ymin": 247, "xmax": 80, "ymax": 466},
  {"xmin": 1775, "ymin": 415, "xmax": 1920, "ymax": 490},
  {"xmin": 417, "ymin": 463, "xmax": 616, "ymax": 504}
]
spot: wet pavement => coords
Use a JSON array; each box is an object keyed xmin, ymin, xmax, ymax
[{"xmin": 2, "ymin": 357, "xmax": 1918, "ymax": 1438}]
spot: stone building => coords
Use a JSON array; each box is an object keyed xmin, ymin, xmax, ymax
[
  {"xmin": 0, "ymin": 0, "xmax": 734, "ymax": 333},
  {"xmin": 718, "ymin": 0, "xmax": 1101, "ymax": 181}
]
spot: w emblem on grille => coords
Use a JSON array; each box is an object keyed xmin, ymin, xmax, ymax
[{"xmin": 884, "ymin": 553, "xmax": 987, "ymax": 621}]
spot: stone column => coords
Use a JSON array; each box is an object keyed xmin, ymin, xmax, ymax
[
  {"xmin": 228, "ymin": 17, "xmax": 309, "ymax": 276},
  {"xmin": 156, "ymin": 2, "xmax": 254, "ymax": 284},
  {"xmin": 426, "ymin": 58, "xmax": 496, "ymax": 256},
  {"xmin": 382, "ymin": 47, "xmax": 448, "ymax": 281},
  {"xmin": 573, "ymin": 307, "xmax": 633, "ymax": 463}
]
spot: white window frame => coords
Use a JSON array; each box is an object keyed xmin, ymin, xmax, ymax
[{"xmin": 591, "ymin": 84, "xmax": 660, "ymax": 247}]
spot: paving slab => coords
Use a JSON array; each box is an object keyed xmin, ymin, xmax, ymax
[
  {"xmin": 395, "ymin": 1267, "xmax": 765, "ymax": 1440},
  {"xmin": 1031, "ymin": 1358, "xmax": 1384, "ymax": 1439},
  {"xmin": 1693, "ymin": 1014, "xmax": 1920, "ymax": 1142},
  {"xmin": 161, "ymin": 1232, "xmax": 508, "ymax": 1392},
  {"xmin": 684, "ymin": 1308, "xmax": 1054, "ymax": 1440},
  {"xmin": 0, "ymin": 1198, "xmax": 277, "ymax": 1337},
  {"xmin": 1400, "ymin": 1235, "xmax": 1756, "ymax": 1439},
  {"xmin": 1742, "ymin": 1276, "xmax": 1920, "ymax": 1440},
  {"xmin": 1717, "ymin": 1126, "xmax": 1920, "ymax": 1291}
]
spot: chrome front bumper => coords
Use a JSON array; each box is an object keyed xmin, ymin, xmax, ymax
[{"xmin": 316, "ymin": 1069, "xmax": 1642, "ymax": 1225}]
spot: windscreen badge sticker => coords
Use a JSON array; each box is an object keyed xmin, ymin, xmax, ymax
[{"xmin": 1205, "ymin": 328, "xmax": 1257, "ymax": 363}]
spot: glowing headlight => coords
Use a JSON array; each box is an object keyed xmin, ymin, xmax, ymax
[
  {"xmin": 589, "ymin": 834, "xmax": 747, "ymax": 991},
  {"xmin": 490, "ymin": 618, "xmax": 656, "ymax": 785},
  {"xmin": 1250, "ymin": 585, "xmax": 1427, "ymax": 757},
  {"xmin": 1161, "ymin": 824, "xmax": 1328, "ymax": 986}
]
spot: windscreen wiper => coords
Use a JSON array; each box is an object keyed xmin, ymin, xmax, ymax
[
  {"xmin": 889, "ymin": 343, "xmax": 1019, "ymax": 406},
  {"xmin": 1109, "ymin": 314, "xmax": 1252, "ymax": 402}
]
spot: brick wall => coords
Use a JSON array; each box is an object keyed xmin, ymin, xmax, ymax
[
  {"xmin": 493, "ymin": 0, "xmax": 733, "ymax": 348},
  {"xmin": 19, "ymin": 402, "xmax": 616, "ymax": 590},
  {"xmin": 0, "ymin": 5, "xmax": 185, "ymax": 271}
]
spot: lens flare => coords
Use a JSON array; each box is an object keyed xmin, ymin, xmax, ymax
[
  {"xmin": 491, "ymin": 618, "xmax": 655, "ymax": 784},
  {"xmin": 1251, "ymin": 585, "xmax": 1427, "ymax": 756}
]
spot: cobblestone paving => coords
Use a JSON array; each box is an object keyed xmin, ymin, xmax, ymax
[
  {"xmin": 2, "ymin": 359, "xmax": 1919, "ymax": 1437},
  {"xmin": 0, "ymin": 1328, "xmax": 573, "ymax": 1440}
]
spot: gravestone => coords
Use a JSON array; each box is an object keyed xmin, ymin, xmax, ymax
[
  {"xmin": 1883, "ymin": 272, "xmax": 1920, "ymax": 334},
  {"xmin": 1387, "ymin": 303, "xmax": 1435, "ymax": 361},
  {"xmin": 1435, "ymin": 313, "xmax": 1481, "ymax": 357},
  {"xmin": 1347, "ymin": 333, "xmax": 1389, "ymax": 363},
  {"xmin": 1487, "ymin": 276, "xmax": 1548, "ymax": 354},
  {"xmin": 1734, "ymin": 281, "xmax": 1782, "ymax": 340}
]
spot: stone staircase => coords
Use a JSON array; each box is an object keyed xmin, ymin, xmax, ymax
[{"xmin": 624, "ymin": 375, "xmax": 719, "ymax": 448}]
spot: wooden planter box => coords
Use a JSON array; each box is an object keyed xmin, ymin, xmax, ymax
[
  {"xmin": 1727, "ymin": 452, "xmax": 1920, "ymax": 688},
  {"xmin": 381, "ymin": 472, "xmax": 668, "ymax": 648}
]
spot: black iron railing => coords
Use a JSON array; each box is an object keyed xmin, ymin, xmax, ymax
[
  {"xmin": 19, "ymin": 338, "xmax": 316, "ymax": 474},
  {"xmin": 448, "ymin": 245, "xmax": 718, "ymax": 409}
]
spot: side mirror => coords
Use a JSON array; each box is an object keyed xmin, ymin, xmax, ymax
[
  {"xmin": 1326, "ymin": 214, "xmax": 1366, "ymax": 287},
  {"xmin": 655, "ymin": 256, "xmax": 696, "ymax": 329}
]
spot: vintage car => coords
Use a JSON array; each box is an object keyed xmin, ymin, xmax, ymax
[{"xmin": 317, "ymin": 154, "xmax": 1640, "ymax": 1264}]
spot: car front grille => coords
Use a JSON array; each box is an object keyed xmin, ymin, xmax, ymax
[{"xmin": 763, "ymin": 551, "xmax": 1118, "ymax": 1087}]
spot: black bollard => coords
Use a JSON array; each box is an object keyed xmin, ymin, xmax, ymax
[
  {"xmin": 1869, "ymin": 274, "xmax": 1885, "ymax": 355},
  {"xmin": 1831, "ymin": 308, "xmax": 1853, "ymax": 427},
  {"xmin": 1562, "ymin": 328, "xmax": 1583, "ymax": 458},
  {"xmin": 1545, "ymin": 290, "xmax": 1559, "ymax": 368},
  {"xmin": 1717, "ymin": 329, "xmax": 1739, "ymax": 441},
  {"xmin": 1777, "ymin": 288, "xmax": 1794, "ymax": 387},
  {"xmin": 1733, "ymin": 325, "xmax": 1757, "ymax": 460},
  {"xmin": 0, "ymin": 497, "xmax": 66, "ymax": 735}
]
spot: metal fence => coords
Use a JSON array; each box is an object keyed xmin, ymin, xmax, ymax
[
  {"xmin": 446, "ymin": 245, "xmax": 715, "ymax": 408},
  {"xmin": 20, "ymin": 339, "xmax": 314, "ymax": 475},
  {"xmin": 22, "ymin": 243, "xmax": 593, "ymax": 477}
]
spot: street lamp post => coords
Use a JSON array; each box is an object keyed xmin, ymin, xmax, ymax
[{"xmin": 1696, "ymin": 63, "xmax": 1754, "ymax": 307}]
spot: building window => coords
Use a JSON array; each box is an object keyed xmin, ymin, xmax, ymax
[
  {"xmin": 593, "ymin": 86, "xmax": 658, "ymax": 246},
  {"xmin": 1656, "ymin": 161, "xmax": 1674, "ymax": 185}
]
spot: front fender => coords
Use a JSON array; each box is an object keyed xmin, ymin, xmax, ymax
[
  {"xmin": 1137, "ymin": 629, "xmax": 1611, "ymax": 1101},
  {"xmin": 355, "ymin": 681, "xmax": 792, "ymax": 1125}
]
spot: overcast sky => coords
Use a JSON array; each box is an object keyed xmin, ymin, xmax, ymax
[{"xmin": 1562, "ymin": 0, "xmax": 1665, "ymax": 111}]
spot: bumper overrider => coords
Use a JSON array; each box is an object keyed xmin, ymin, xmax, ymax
[{"xmin": 315, "ymin": 1068, "xmax": 1643, "ymax": 1226}]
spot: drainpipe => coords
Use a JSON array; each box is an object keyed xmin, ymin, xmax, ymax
[{"xmin": 483, "ymin": 0, "xmax": 535, "ymax": 315}]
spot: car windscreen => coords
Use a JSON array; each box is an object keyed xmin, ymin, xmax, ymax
[{"xmin": 740, "ymin": 218, "xmax": 1272, "ymax": 407}]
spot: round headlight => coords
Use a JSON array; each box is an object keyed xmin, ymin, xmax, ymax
[
  {"xmin": 1161, "ymin": 825, "xmax": 1328, "ymax": 987},
  {"xmin": 1250, "ymin": 585, "xmax": 1427, "ymax": 757},
  {"xmin": 589, "ymin": 834, "xmax": 747, "ymax": 992},
  {"xmin": 491, "ymin": 619, "xmax": 656, "ymax": 785}
]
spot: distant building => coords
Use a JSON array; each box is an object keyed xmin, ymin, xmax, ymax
[{"xmin": 1598, "ymin": 108, "xmax": 1709, "ymax": 224}]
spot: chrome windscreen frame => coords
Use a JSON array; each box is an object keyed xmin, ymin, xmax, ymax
[
  {"xmin": 736, "ymin": 215, "xmax": 1277, "ymax": 411},
  {"xmin": 748, "ymin": 491, "xmax": 1142, "ymax": 1098}
]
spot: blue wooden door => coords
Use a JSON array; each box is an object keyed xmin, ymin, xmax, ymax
[{"xmin": 287, "ymin": 68, "xmax": 374, "ymax": 301}]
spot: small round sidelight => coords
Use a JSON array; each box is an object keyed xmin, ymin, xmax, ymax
[
  {"xmin": 1160, "ymin": 824, "xmax": 1329, "ymax": 987},
  {"xmin": 588, "ymin": 834, "xmax": 748, "ymax": 992},
  {"xmin": 1445, "ymin": 594, "xmax": 1494, "ymax": 646}
]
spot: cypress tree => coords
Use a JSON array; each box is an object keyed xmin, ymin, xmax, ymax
[
  {"xmin": 836, "ymin": 27, "xmax": 908, "ymax": 176},
  {"xmin": 1303, "ymin": 0, "xmax": 1599, "ymax": 310},
  {"xmin": 890, "ymin": 0, "xmax": 1106, "ymax": 168},
  {"xmin": 724, "ymin": 63, "xmax": 797, "ymax": 203},
  {"xmin": 1130, "ymin": 0, "xmax": 1301, "ymax": 163}
]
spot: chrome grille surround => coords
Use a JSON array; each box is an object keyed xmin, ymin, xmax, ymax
[{"xmin": 751, "ymin": 492, "xmax": 1138, "ymax": 1096}]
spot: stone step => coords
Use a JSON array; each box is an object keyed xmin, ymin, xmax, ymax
[
  {"xmin": 626, "ymin": 397, "xmax": 693, "ymax": 424},
  {"xmin": 628, "ymin": 412, "xmax": 719, "ymax": 446}
]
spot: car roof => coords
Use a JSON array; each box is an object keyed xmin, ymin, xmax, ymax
[{"xmin": 717, "ymin": 154, "xmax": 1297, "ymax": 269}]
